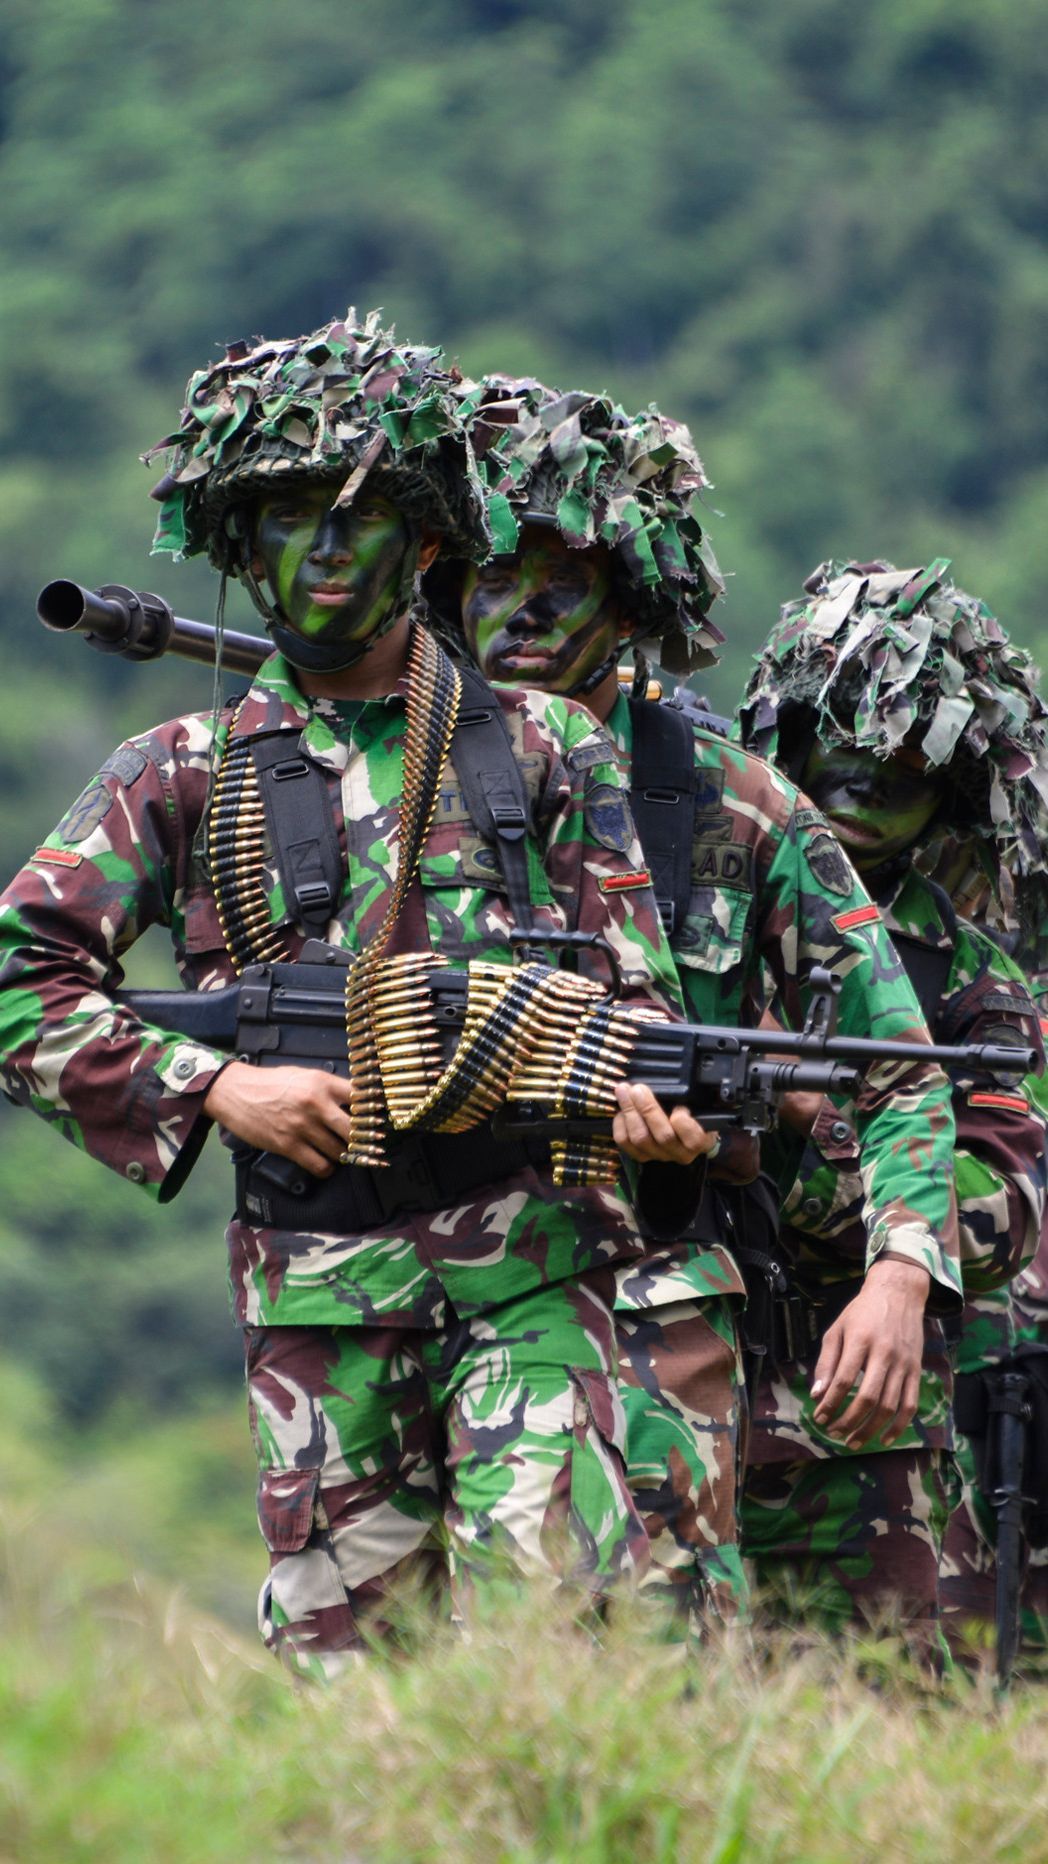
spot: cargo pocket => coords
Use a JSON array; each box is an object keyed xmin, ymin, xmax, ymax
[
  {"xmin": 256, "ymin": 1466, "xmax": 358, "ymax": 1671},
  {"xmin": 561, "ymin": 1366, "xmax": 645, "ymax": 1587}
]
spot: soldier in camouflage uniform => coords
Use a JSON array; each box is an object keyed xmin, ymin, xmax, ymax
[
  {"xmin": 737, "ymin": 559, "xmax": 1048, "ymax": 1657},
  {"xmin": 429, "ymin": 378, "xmax": 962, "ymax": 1634},
  {"xmin": 0, "ymin": 313, "xmax": 718, "ymax": 1680}
]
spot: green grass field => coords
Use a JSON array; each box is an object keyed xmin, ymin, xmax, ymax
[{"xmin": 5, "ymin": 1366, "xmax": 1048, "ymax": 1863}]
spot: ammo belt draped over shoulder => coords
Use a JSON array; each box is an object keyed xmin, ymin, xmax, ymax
[{"xmin": 235, "ymin": 1124, "xmax": 551, "ymax": 1231}]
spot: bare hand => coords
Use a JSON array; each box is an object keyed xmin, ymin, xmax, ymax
[
  {"xmin": 203, "ymin": 1061, "xmax": 356, "ymax": 1178},
  {"xmin": 612, "ymin": 1081, "xmax": 718, "ymax": 1165},
  {"xmin": 811, "ymin": 1257, "xmax": 931, "ymax": 1449}
]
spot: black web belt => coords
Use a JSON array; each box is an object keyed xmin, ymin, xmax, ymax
[{"xmin": 235, "ymin": 1124, "xmax": 551, "ymax": 1231}]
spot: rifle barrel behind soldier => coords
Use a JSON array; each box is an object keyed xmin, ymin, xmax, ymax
[{"xmin": 37, "ymin": 580, "xmax": 268, "ymax": 677}]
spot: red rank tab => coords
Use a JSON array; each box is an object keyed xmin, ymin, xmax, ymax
[
  {"xmin": 598, "ymin": 869, "xmax": 653, "ymax": 894},
  {"xmin": 968, "ymin": 1091, "xmax": 1029, "ymax": 1113},
  {"xmin": 831, "ymin": 903, "xmax": 881, "ymax": 932},
  {"xmin": 30, "ymin": 847, "xmax": 83, "ymax": 869}
]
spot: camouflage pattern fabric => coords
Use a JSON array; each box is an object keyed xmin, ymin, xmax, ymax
[
  {"xmin": 743, "ymin": 1448, "xmax": 956, "ymax": 1663},
  {"xmin": 0, "ymin": 649, "xmax": 685, "ymax": 1327},
  {"xmin": 613, "ymin": 1287, "xmax": 748, "ymax": 1626},
  {"xmin": 247, "ymin": 1274, "xmax": 641, "ymax": 1681},
  {"xmin": 433, "ymin": 376, "xmax": 725, "ymax": 675}
]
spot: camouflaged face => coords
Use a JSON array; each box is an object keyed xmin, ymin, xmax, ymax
[
  {"xmin": 434, "ymin": 375, "xmax": 725, "ymax": 674},
  {"xmin": 143, "ymin": 308, "xmax": 490, "ymax": 570},
  {"xmin": 738, "ymin": 559, "xmax": 1048, "ymax": 916}
]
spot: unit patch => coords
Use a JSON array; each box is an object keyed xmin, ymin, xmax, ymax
[
  {"xmin": 585, "ymin": 782, "xmax": 634, "ymax": 853},
  {"xmin": 691, "ymin": 842, "xmax": 753, "ymax": 889},
  {"xmin": 694, "ymin": 768, "xmax": 726, "ymax": 813},
  {"xmin": 806, "ymin": 832, "xmax": 854, "ymax": 898},
  {"xmin": 57, "ymin": 783, "xmax": 113, "ymax": 844}
]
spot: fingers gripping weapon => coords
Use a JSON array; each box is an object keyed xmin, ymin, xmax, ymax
[
  {"xmin": 37, "ymin": 581, "xmax": 268, "ymax": 678},
  {"xmin": 121, "ymin": 948, "xmax": 1036, "ymax": 1192}
]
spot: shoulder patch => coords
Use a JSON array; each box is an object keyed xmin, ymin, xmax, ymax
[
  {"xmin": 100, "ymin": 745, "xmax": 148, "ymax": 787},
  {"xmin": 585, "ymin": 781, "xmax": 634, "ymax": 853},
  {"xmin": 795, "ymin": 806, "xmax": 830, "ymax": 833},
  {"xmin": 805, "ymin": 832, "xmax": 855, "ymax": 899},
  {"xmin": 832, "ymin": 902, "xmax": 882, "ymax": 933},
  {"xmin": 567, "ymin": 735, "xmax": 614, "ymax": 774},
  {"xmin": 981, "ymin": 990, "xmax": 1035, "ymax": 1017},
  {"xmin": 57, "ymin": 782, "xmax": 114, "ymax": 844}
]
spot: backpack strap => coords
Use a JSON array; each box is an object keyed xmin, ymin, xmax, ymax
[
  {"xmin": 251, "ymin": 731, "xmax": 344, "ymax": 936},
  {"xmin": 628, "ymin": 696, "xmax": 696, "ymax": 937},
  {"xmin": 890, "ymin": 879, "xmax": 957, "ymax": 1027},
  {"xmin": 450, "ymin": 663, "xmax": 535, "ymax": 936}
]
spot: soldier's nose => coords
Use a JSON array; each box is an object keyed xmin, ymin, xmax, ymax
[{"xmin": 505, "ymin": 602, "xmax": 545, "ymax": 635}]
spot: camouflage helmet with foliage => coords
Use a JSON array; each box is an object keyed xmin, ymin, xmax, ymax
[
  {"xmin": 143, "ymin": 308, "xmax": 490, "ymax": 574},
  {"xmin": 737, "ymin": 557, "xmax": 1048, "ymax": 913},
  {"xmin": 430, "ymin": 375, "xmax": 725, "ymax": 675}
]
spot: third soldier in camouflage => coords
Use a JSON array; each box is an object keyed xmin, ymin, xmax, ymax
[{"xmin": 737, "ymin": 558, "xmax": 1048, "ymax": 1663}]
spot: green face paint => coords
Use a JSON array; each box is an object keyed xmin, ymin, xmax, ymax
[
  {"xmin": 255, "ymin": 482, "xmax": 411, "ymax": 651},
  {"xmin": 801, "ymin": 744, "xmax": 945, "ymax": 869},
  {"xmin": 460, "ymin": 524, "xmax": 621, "ymax": 695}
]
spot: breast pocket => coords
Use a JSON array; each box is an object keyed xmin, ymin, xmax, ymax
[{"xmin": 674, "ymin": 887, "xmax": 752, "ymax": 976}]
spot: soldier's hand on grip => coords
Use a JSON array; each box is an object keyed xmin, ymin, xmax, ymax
[{"xmin": 204, "ymin": 1061, "xmax": 355, "ymax": 1177}]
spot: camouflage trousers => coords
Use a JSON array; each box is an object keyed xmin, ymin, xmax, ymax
[
  {"xmin": 617, "ymin": 1295, "xmax": 749, "ymax": 1630},
  {"xmin": 742, "ymin": 1449, "xmax": 955, "ymax": 1661},
  {"xmin": 245, "ymin": 1276, "xmax": 645, "ymax": 1681}
]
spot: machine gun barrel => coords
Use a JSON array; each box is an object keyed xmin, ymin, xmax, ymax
[{"xmin": 37, "ymin": 580, "xmax": 268, "ymax": 677}]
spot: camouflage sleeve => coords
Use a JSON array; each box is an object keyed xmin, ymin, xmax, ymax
[
  {"xmin": 527, "ymin": 693, "xmax": 684, "ymax": 1014},
  {"xmin": 932, "ymin": 925, "xmax": 1047, "ymax": 1293},
  {"xmin": 0, "ymin": 736, "xmax": 226, "ymax": 1196},
  {"xmin": 758, "ymin": 804, "xmax": 959, "ymax": 1308}
]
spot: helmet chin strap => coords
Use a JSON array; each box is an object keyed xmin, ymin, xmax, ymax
[
  {"xmin": 567, "ymin": 645, "xmax": 621, "ymax": 699},
  {"xmin": 241, "ymin": 537, "xmax": 422, "ymax": 674}
]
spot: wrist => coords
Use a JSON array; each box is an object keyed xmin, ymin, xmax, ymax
[{"xmin": 866, "ymin": 1253, "xmax": 932, "ymax": 1300}]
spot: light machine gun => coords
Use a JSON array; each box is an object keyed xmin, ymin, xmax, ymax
[{"xmin": 120, "ymin": 938, "xmax": 1036, "ymax": 1195}]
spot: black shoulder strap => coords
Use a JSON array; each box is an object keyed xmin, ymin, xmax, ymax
[
  {"xmin": 628, "ymin": 696, "xmax": 696, "ymax": 937},
  {"xmin": 890, "ymin": 879, "xmax": 957, "ymax": 1028},
  {"xmin": 251, "ymin": 731, "xmax": 343, "ymax": 936},
  {"xmin": 450, "ymin": 664, "xmax": 535, "ymax": 935}
]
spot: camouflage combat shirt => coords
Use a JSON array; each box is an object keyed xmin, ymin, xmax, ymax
[
  {"xmin": 601, "ymin": 696, "xmax": 960, "ymax": 1316},
  {"xmin": 0, "ymin": 647, "xmax": 686, "ymax": 1330},
  {"xmin": 751, "ymin": 866, "xmax": 1046, "ymax": 1461}
]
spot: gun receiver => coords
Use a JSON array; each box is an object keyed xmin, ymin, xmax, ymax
[{"xmin": 37, "ymin": 580, "xmax": 268, "ymax": 677}]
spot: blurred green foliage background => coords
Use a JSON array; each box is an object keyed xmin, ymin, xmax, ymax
[{"xmin": 2, "ymin": 0, "xmax": 1048, "ymax": 1448}]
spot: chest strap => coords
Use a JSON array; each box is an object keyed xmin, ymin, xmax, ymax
[
  {"xmin": 449, "ymin": 663, "xmax": 536, "ymax": 937},
  {"xmin": 628, "ymin": 696, "xmax": 696, "ymax": 937},
  {"xmin": 251, "ymin": 733, "xmax": 344, "ymax": 936}
]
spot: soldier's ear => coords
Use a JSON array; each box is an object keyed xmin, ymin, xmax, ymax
[{"xmin": 417, "ymin": 529, "xmax": 441, "ymax": 573}]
